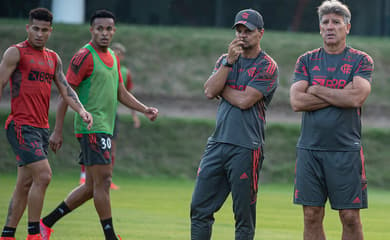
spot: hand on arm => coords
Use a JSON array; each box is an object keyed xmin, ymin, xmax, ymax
[
  {"xmin": 290, "ymin": 80, "xmax": 330, "ymax": 112},
  {"xmin": 0, "ymin": 47, "xmax": 20, "ymax": 100},
  {"xmin": 118, "ymin": 83, "xmax": 158, "ymax": 121},
  {"xmin": 204, "ymin": 38, "xmax": 244, "ymax": 99},
  {"xmin": 221, "ymin": 85, "xmax": 263, "ymax": 110},
  {"xmin": 307, "ymin": 76, "xmax": 371, "ymax": 108},
  {"xmin": 203, "ymin": 66, "xmax": 230, "ymax": 99},
  {"xmin": 53, "ymin": 54, "xmax": 93, "ymax": 130}
]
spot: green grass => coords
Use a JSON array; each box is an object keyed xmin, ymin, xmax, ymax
[{"xmin": 0, "ymin": 174, "xmax": 389, "ymax": 239}]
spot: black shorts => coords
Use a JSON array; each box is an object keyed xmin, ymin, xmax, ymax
[
  {"xmin": 294, "ymin": 148, "xmax": 368, "ymax": 210},
  {"xmin": 77, "ymin": 133, "xmax": 112, "ymax": 166},
  {"xmin": 6, "ymin": 121, "xmax": 49, "ymax": 167}
]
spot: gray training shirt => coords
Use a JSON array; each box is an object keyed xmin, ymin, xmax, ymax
[
  {"xmin": 208, "ymin": 51, "xmax": 279, "ymax": 150},
  {"xmin": 293, "ymin": 46, "xmax": 374, "ymax": 151}
]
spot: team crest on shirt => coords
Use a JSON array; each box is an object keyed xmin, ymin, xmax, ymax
[{"xmin": 340, "ymin": 64, "xmax": 352, "ymax": 74}]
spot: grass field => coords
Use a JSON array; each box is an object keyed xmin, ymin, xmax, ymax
[{"xmin": 0, "ymin": 173, "xmax": 389, "ymax": 239}]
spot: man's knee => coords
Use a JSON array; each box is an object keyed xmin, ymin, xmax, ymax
[
  {"xmin": 83, "ymin": 181, "xmax": 94, "ymax": 197},
  {"xmin": 34, "ymin": 169, "xmax": 52, "ymax": 188},
  {"xmin": 29, "ymin": 159, "xmax": 52, "ymax": 187},
  {"xmin": 339, "ymin": 209, "xmax": 361, "ymax": 227},
  {"xmin": 303, "ymin": 206, "xmax": 324, "ymax": 225},
  {"xmin": 93, "ymin": 173, "xmax": 112, "ymax": 189},
  {"xmin": 88, "ymin": 165, "xmax": 112, "ymax": 188}
]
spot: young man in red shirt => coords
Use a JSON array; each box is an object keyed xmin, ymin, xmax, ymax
[{"xmin": 0, "ymin": 8, "xmax": 92, "ymax": 240}]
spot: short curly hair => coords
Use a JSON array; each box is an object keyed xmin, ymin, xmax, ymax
[
  {"xmin": 317, "ymin": 0, "xmax": 351, "ymax": 24},
  {"xmin": 90, "ymin": 9, "xmax": 116, "ymax": 26},
  {"xmin": 29, "ymin": 8, "xmax": 53, "ymax": 25}
]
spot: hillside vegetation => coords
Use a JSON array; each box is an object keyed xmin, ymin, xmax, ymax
[{"xmin": 0, "ymin": 19, "xmax": 390, "ymax": 106}]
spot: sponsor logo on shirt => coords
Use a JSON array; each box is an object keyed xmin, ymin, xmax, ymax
[
  {"xmin": 312, "ymin": 77, "xmax": 347, "ymax": 89},
  {"xmin": 312, "ymin": 65, "xmax": 320, "ymax": 71},
  {"xmin": 28, "ymin": 70, "xmax": 54, "ymax": 84}
]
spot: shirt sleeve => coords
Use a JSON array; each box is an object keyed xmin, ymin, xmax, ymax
[
  {"xmin": 66, "ymin": 48, "xmax": 93, "ymax": 86},
  {"xmin": 355, "ymin": 54, "xmax": 374, "ymax": 83},
  {"xmin": 292, "ymin": 54, "xmax": 310, "ymax": 84},
  {"xmin": 248, "ymin": 57, "xmax": 279, "ymax": 97},
  {"xmin": 211, "ymin": 54, "xmax": 226, "ymax": 75}
]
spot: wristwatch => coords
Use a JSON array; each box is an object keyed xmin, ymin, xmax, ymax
[{"xmin": 221, "ymin": 58, "xmax": 233, "ymax": 68}]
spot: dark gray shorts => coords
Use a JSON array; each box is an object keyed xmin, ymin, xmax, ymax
[
  {"xmin": 6, "ymin": 121, "xmax": 49, "ymax": 167},
  {"xmin": 76, "ymin": 133, "xmax": 112, "ymax": 166},
  {"xmin": 293, "ymin": 148, "xmax": 368, "ymax": 210}
]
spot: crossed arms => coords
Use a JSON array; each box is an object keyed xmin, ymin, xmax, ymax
[
  {"xmin": 290, "ymin": 76, "xmax": 371, "ymax": 112},
  {"xmin": 203, "ymin": 65, "xmax": 263, "ymax": 109}
]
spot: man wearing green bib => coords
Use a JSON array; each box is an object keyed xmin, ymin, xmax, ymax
[{"xmin": 39, "ymin": 10, "xmax": 158, "ymax": 240}]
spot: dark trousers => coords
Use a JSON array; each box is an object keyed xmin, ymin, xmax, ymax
[{"xmin": 190, "ymin": 142, "xmax": 263, "ymax": 240}]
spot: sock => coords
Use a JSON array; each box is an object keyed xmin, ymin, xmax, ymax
[
  {"xmin": 100, "ymin": 218, "xmax": 118, "ymax": 240},
  {"xmin": 42, "ymin": 201, "xmax": 71, "ymax": 228},
  {"xmin": 1, "ymin": 226, "xmax": 16, "ymax": 237},
  {"xmin": 28, "ymin": 222, "xmax": 40, "ymax": 235}
]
